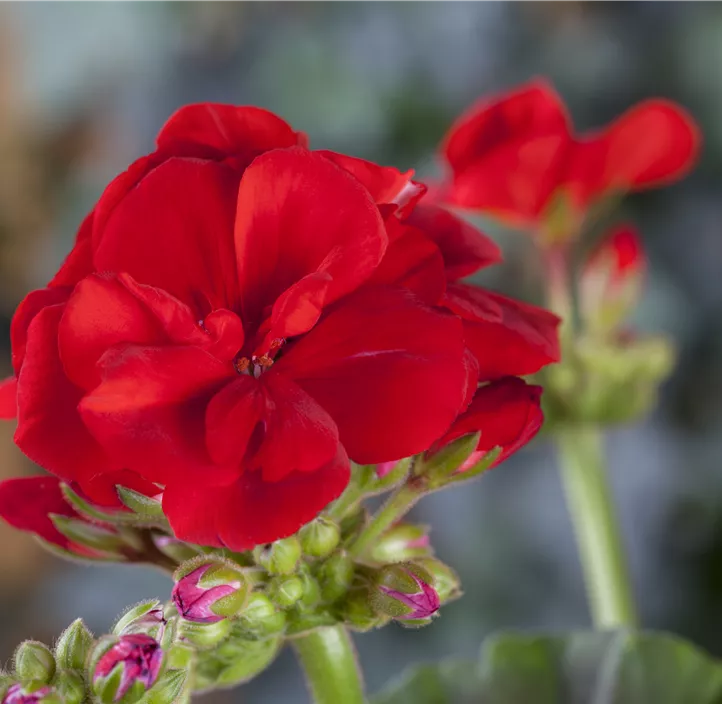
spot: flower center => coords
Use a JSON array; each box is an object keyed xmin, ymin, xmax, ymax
[{"xmin": 233, "ymin": 338, "xmax": 285, "ymax": 378}]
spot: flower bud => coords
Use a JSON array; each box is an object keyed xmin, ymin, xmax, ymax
[
  {"xmin": 14, "ymin": 643, "xmax": 55, "ymax": 685},
  {"xmin": 369, "ymin": 563, "xmax": 440, "ymax": 623},
  {"xmin": 299, "ymin": 518, "xmax": 340, "ymax": 558},
  {"xmin": 91, "ymin": 634, "xmax": 162, "ymax": 704},
  {"xmin": 236, "ymin": 593, "xmax": 286, "ymax": 639},
  {"xmin": 370, "ymin": 524, "xmax": 433, "ymax": 564},
  {"xmin": 177, "ymin": 619, "xmax": 232, "ymax": 651},
  {"xmin": 172, "ymin": 562, "xmax": 249, "ymax": 623},
  {"xmin": 253, "ymin": 536, "xmax": 302, "ymax": 575},
  {"xmin": 2, "ymin": 684, "xmax": 61, "ymax": 704},
  {"xmin": 55, "ymin": 619, "xmax": 94, "ymax": 671},
  {"xmin": 113, "ymin": 601, "xmax": 166, "ymax": 638},
  {"xmin": 317, "ymin": 551, "xmax": 354, "ymax": 603},
  {"xmin": 338, "ymin": 588, "xmax": 389, "ymax": 632},
  {"xmin": 371, "ymin": 457, "xmax": 412, "ymax": 490},
  {"xmin": 53, "ymin": 670, "xmax": 85, "ymax": 704},
  {"xmin": 581, "ymin": 225, "xmax": 645, "ymax": 335},
  {"xmin": 267, "ymin": 575, "xmax": 305, "ymax": 609},
  {"xmin": 414, "ymin": 557, "xmax": 462, "ymax": 604}
]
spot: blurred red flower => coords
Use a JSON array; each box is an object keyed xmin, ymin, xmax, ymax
[
  {"xmin": 437, "ymin": 79, "xmax": 700, "ymax": 237},
  {"xmin": 0, "ymin": 104, "xmax": 560, "ymax": 550}
]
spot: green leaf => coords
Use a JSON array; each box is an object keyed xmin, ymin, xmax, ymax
[{"xmin": 373, "ymin": 630, "xmax": 722, "ymax": 704}]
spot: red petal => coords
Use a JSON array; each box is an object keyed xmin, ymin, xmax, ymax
[
  {"xmin": 267, "ymin": 271, "xmax": 332, "ymax": 343},
  {"xmin": 445, "ymin": 284, "xmax": 561, "ymax": 380},
  {"xmin": 79, "ymin": 346, "xmax": 234, "ymax": 486},
  {"xmin": 254, "ymin": 373, "xmax": 340, "ymax": 482},
  {"xmin": 434, "ymin": 377, "xmax": 543, "ymax": 466},
  {"xmin": 11, "ymin": 287, "xmax": 71, "ymax": 375},
  {"xmin": 157, "ymin": 104, "xmax": 303, "ymax": 164},
  {"xmin": 49, "ymin": 210, "xmax": 95, "ymax": 288},
  {"xmin": 316, "ymin": 150, "xmax": 416, "ymax": 206},
  {"xmin": 441, "ymin": 78, "xmax": 571, "ymax": 175},
  {"xmin": 277, "ymin": 287, "xmax": 469, "ymax": 463},
  {"xmin": 234, "ymin": 148, "xmax": 387, "ymax": 335},
  {"xmin": 576, "ymin": 99, "xmax": 701, "ymax": 201},
  {"xmin": 369, "ymin": 227, "xmax": 446, "ymax": 305},
  {"xmin": 0, "ymin": 376, "xmax": 17, "ymax": 419},
  {"xmin": 15, "ymin": 305, "xmax": 116, "ymax": 484},
  {"xmin": 94, "ymin": 158, "xmax": 240, "ymax": 311},
  {"xmin": 162, "ymin": 446, "xmax": 349, "ymax": 550},
  {"xmin": 205, "ymin": 376, "xmax": 265, "ymax": 467},
  {"xmin": 405, "ymin": 204, "xmax": 501, "ymax": 279},
  {"xmin": 79, "ymin": 470, "xmax": 161, "ymax": 509},
  {"xmin": 0, "ymin": 476, "xmax": 77, "ymax": 548}
]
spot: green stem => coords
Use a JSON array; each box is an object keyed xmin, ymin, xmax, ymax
[
  {"xmin": 556, "ymin": 425, "xmax": 637, "ymax": 629},
  {"xmin": 326, "ymin": 480, "xmax": 366, "ymax": 523},
  {"xmin": 348, "ymin": 484, "xmax": 420, "ymax": 559},
  {"xmin": 293, "ymin": 625, "xmax": 365, "ymax": 704}
]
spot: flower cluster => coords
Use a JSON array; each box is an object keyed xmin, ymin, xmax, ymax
[{"xmin": 0, "ymin": 102, "xmax": 559, "ymax": 552}]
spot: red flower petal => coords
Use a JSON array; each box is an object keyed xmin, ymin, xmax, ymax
[
  {"xmin": 277, "ymin": 287, "xmax": 469, "ymax": 463},
  {"xmin": 15, "ymin": 305, "xmax": 116, "ymax": 485},
  {"xmin": 434, "ymin": 377, "xmax": 543, "ymax": 466},
  {"xmin": 441, "ymin": 78, "xmax": 571, "ymax": 175},
  {"xmin": 405, "ymin": 204, "xmax": 502, "ymax": 279},
  {"xmin": 94, "ymin": 158, "xmax": 240, "ymax": 312},
  {"xmin": 78, "ymin": 470, "xmax": 161, "ymax": 509},
  {"xmin": 0, "ymin": 476, "xmax": 77, "ymax": 548},
  {"xmin": 0, "ymin": 376, "xmax": 17, "ymax": 419},
  {"xmin": 79, "ymin": 346, "xmax": 234, "ymax": 486},
  {"xmin": 253, "ymin": 373, "xmax": 340, "ymax": 482},
  {"xmin": 577, "ymin": 99, "xmax": 701, "ymax": 200},
  {"xmin": 234, "ymin": 148, "xmax": 387, "ymax": 337},
  {"xmin": 316, "ymin": 150, "xmax": 416, "ymax": 206},
  {"xmin": 157, "ymin": 104, "xmax": 303, "ymax": 163},
  {"xmin": 162, "ymin": 446, "xmax": 350, "ymax": 551},
  {"xmin": 444, "ymin": 284, "xmax": 561, "ymax": 380}
]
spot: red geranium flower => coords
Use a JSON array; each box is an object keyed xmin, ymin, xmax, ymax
[
  {"xmin": 0, "ymin": 104, "xmax": 560, "ymax": 550},
  {"xmin": 437, "ymin": 79, "xmax": 700, "ymax": 237}
]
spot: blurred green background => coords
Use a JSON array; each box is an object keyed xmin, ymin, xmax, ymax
[{"xmin": 1, "ymin": 3, "xmax": 722, "ymax": 701}]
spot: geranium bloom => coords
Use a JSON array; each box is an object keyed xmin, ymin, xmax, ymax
[
  {"xmin": 437, "ymin": 79, "xmax": 700, "ymax": 238},
  {"xmin": 0, "ymin": 104, "xmax": 559, "ymax": 550}
]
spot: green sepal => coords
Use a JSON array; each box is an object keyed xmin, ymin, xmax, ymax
[
  {"xmin": 116, "ymin": 487, "xmax": 168, "ymax": 524},
  {"xmin": 419, "ymin": 432, "xmax": 480, "ymax": 487},
  {"xmin": 236, "ymin": 593, "xmax": 286, "ymax": 640},
  {"xmin": 369, "ymin": 457, "xmax": 413, "ymax": 493},
  {"xmin": 441, "ymin": 447, "xmax": 501, "ymax": 487},
  {"xmin": 113, "ymin": 601, "xmax": 164, "ymax": 636},
  {"xmin": 165, "ymin": 643, "xmax": 195, "ymax": 671},
  {"xmin": 252, "ymin": 536, "xmax": 302, "ymax": 575},
  {"xmin": 316, "ymin": 551, "xmax": 354, "ymax": 604},
  {"xmin": 55, "ymin": 618, "xmax": 94, "ymax": 671},
  {"xmin": 36, "ymin": 537, "xmax": 123, "ymax": 565},
  {"xmin": 267, "ymin": 575, "xmax": 305, "ymax": 609},
  {"xmin": 299, "ymin": 517, "xmax": 341, "ymax": 559},
  {"xmin": 49, "ymin": 515, "xmax": 130, "ymax": 555},
  {"xmin": 0, "ymin": 674, "xmax": 15, "ymax": 699},
  {"xmin": 14, "ymin": 641, "xmax": 56, "ymax": 684},
  {"xmin": 415, "ymin": 558, "xmax": 462, "ymax": 604},
  {"xmin": 53, "ymin": 669, "xmax": 86, "ymax": 704},
  {"xmin": 370, "ymin": 524, "xmax": 433, "ymax": 565},
  {"xmin": 337, "ymin": 587, "xmax": 389, "ymax": 633},
  {"xmin": 139, "ymin": 669, "xmax": 186, "ymax": 704},
  {"xmin": 177, "ymin": 619, "xmax": 231, "ymax": 651}
]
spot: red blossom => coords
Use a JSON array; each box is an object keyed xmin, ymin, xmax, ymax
[
  {"xmin": 0, "ymin": 103, "xmax": 560, "ymax": 551},
  {"xmin": 438, "ymin": 78, "xmax": 700, "ymax": 233}
]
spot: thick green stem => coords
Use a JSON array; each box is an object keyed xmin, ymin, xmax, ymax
[
  {"xmin": 293, "ymin": 625, "xmax": 365, "ymax": 704},
  {"xmin": 556, "ymin": 425, "xmax": 637, "ymax": 629},
  {"xmin": 348, "ymin": 484, "xmax": 420, "ymax": 559}
]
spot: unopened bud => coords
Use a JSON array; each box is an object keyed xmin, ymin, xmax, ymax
[
  {"xmin": 53, "ymin": 670, "xmax": 85, "ymax": 704},
  {"xmin": 172, "ymin": 561, "xmax": 249, "ymax": 623},
  {"xmin": 253, "ymin": 537, "xmax": 302, "ymax": 575},
  {"xmin": 338, "ymin": 588, "xmax": 388, "ymax": 633},
  {"xmin": 236, "ymin": 593, "xmax": 286, "ymax": 639},
  {"xmin": 299, "ymin": 518, "xmax": 340, "ymax": 558},
  {"xmin": 415, "ymin": 558, "xmax": 462, "ymax": 604},
  {"xmin": 91, "ymin": 634, "xmax": 162, "ymax": 704},
  {"xmin": 371, "ymin": 457, "xmax": 412, "ymax": 491},
  {"xmin": 267, "ymin": 575, "xmax": 305, "ymax": 609},
  {"xmin": 2, "ymin": 684, "xmax": 61, "ymax": 704},
  {"xmin": 14, "ymin": 643, "xmax": 55, "ymax": 685},
  {"xmin": 177, "ymin": 619, "xmax": 231, "ymax": 651},
  {"xmin": 55, "ymin": 619, "xmax": 93, "ymax": 671},
  {"xmin": 317, "ymin": 551, "xmax": 354, "ymax": 603},
  {"xmin": 370, "ymin": 524, "xmax": 432, "ymax": 564},
  {"xmin": 113, "ymin": 601, "xmax": 166, "ymax": 638},
  {"xmin": 370, "ymin": 563, "xmax": 440, "ymax": 624}
]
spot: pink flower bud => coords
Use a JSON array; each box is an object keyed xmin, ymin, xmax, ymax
[
  {"xmin": 2, "ymin": 685, "xmax": 55, "ymax": 704},
  {"xmin": 93, "ymin": 634, "xmax": 162, "ymax": 702},
  {"xmin": 172, "ymin": 563, "xmax": 248, "ymax": 624},
  {"xmin": 371, "ymin": 563, "xmax": 441, "ymax": 621}
]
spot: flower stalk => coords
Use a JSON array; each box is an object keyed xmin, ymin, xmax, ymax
[
  {"xmin": 292, "ymin": 626, "xmax": 365, "ymax": 704},
  {"xmin": 556, "ymin": 425, "xmax": 637, "ymax": 629}
]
